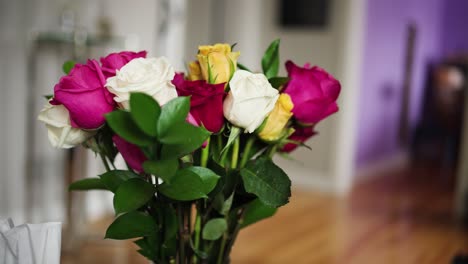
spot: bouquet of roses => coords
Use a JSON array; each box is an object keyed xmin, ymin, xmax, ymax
[{"xmin": 38, "ymin": 40, "xmax": 340, "ymax": 263}]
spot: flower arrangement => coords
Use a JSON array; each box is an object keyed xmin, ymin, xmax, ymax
[{"xmin": 38, "ymin": 40, "xmax": 340, "ymax": 263}]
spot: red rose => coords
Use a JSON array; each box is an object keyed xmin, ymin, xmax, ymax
[
  {"xmin": 172, "ymin": 73, "xmax": 225, "ymax": 133},
  {"xmin": 283, "ymin": 61, "xmax": 341, "ymax": 125},
  {"xmin": 281, "ymin": 126, "xmax": 317, "ymax": 153},
  {"xmin": 100, "ymin": 51, "xmax": 147, "ymax": 78},
  {"xmin": 53, "ymin": 60, "xmax": 115, "ymax": 129}
]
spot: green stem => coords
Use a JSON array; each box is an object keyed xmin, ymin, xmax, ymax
[
  {"xmin": 267, "ymin": 145, "xmax": 278, "ymax": 159},
  {"xmin": 231, "ymin": 137, "xmax": 240, "ymax": 169},
  {"xmin": 201, "ymin": 137, "xmax": 210, "ymax": 167},
  {"xmin": 99, "ymin": 153, "xmax": 111, "ymax": 171},
  {"xmin": 220, "ymin": 149, "xmax": 229, "ymax": 167},
  {"xmin": 186, "ymin": 205, "xmax": 193, "ymax": 261},
  {"xmin": 224, "ymin": 208, "xmax": 246, "ymax": 259},
  {"xmin": 217, "ymin": 134, "xmax": 223, "ymax": 154},
  {"xmin": 193, "ymin": 209, "xmax": 201, "ymax": 263},
  {"xmin": 240, "ymin": 137, "xmax": 255, "ymax": 168},
  {"xmin": 177, "ymin": 204, "xmax": 186, "ymax": 263},
  {"xmin": 108, "ymin": 157, "xmax": 117, "ymax": 170},
  {"xmin": 216, "ymin": 234, "xmax": 228, "ymax": 264}
]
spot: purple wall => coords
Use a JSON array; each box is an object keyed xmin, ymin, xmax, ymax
[
  {"xmin": 442, "ymin": 0, "xmax": 468, "ymax": 56},
  {"xmin": 356, "ymin": 0, "xmax": 445, "ymax": 167}
]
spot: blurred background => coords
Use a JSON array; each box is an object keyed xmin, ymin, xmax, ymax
[{"xmin": 1, "ymin": 0, "xmax": 468, "ymax": 263}]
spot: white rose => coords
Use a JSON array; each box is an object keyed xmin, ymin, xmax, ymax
[
  {"xmin": 38, "ymin": 103, "xmax": 95, "ymax": 148},
  {"xmin": 223, "ymin": 70, "xmax": 279, "ymax": 133},
  {"xmin": 106, "ymin": 57, "xmax": 178, "ymax": 108}
]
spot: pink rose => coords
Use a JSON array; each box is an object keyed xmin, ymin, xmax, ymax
[
  {"xmin": 172, "ymin": 73, "xmax": 225, "ymax": 133},
  {"xmin": 281, "ymin": 126, "xmax": 317, "ymax": 153},
  {"xmin": 283, "ymin": 61, "xmax": 341, "ymax": 125},
  {"xmin": 113, "ymin": 135, "xmax": 147, "ymax": 173},
  {"xmin": 53, "ymin": 60, "xmax": 115, "ymax": 129},
  {"xmin": 100, "ymin": 51, "xmax": 147, "ymax": 78}
]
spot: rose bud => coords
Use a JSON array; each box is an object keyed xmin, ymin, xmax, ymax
[
  {"xmin": 106, "ymin": 57, "xmax": 178, "ymax": 108},
  {"xmin": 197, "ymin": 43, "xmax": 240, "ymax": 84},
  {"xmin": 283, "ymin": 61, "xmax": 341, "ymax": 126},
  {"xmin": 223, "ymin": 70, "xmax": 279, "ymax": 133},
  {"xmin": 258, "ymin": 94, "xmax": 294, "ymax": 142},
  {"xmin": 38, "ymin": 102, "xmax": 95, "ymax": 148}
]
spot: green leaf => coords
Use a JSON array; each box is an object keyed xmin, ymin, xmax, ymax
[
  {"xmin": 159, "ymin": 122, "xmax": 210, "ymax": 145},
  {"xmin": 231, "ymin": 42, "xmax": 238, "ymax": 50},
  {"xmin": 105, "ymin": 211, "xmax": 156, "ymax": 240},
  {"xmin": 129, "ymin": 93, "xmax": 161, "ymax": 136},
  {"xmin": 113, "ymin": 178, "xmax": 156, "ymax": 214},
  {"xmin": 240, "ymin": 157, "xmax": 291, "ymax": 207},
  {"xmin": 228, "ymin": 57, "xmax": 236, "ymax": 81},
  {"xmin": 69, "ymin": 178, "xmax": 107, "ymax": 191},
  {"xmin": 159, "ymin": 168, "xmax": 207, "ymax": 201},
  {"xmin": 237, "ymin": 63, "xmax": 251, "ymax": 72},
  {"xmin": 62, "ymin": 60, "xmax": 76, "ymax": 74},
  {"xmin": 268, "ymin": 77, "xmax": 289, "ymax": 89},
  {"xmin": 106, "ymin": 110, "xmax": 153, "ymax": 146},
  {"xmin": 190, "ymin": 240, "xmax": 209, "ymax": 259},
  {"xmin": 185, "ymin": 166, "xmax": 220, "ymax": 194},
  {"xmin": 143, "ymin": 159, "xmax": 179, "ymax": 183},
  {"xmin": 241, "ymin": 199, "xmax": 277, "ymax": 228},
  {"xmin": 43, "ymin": 95, "xmax": 53, "ymax": 100},
  {"xmin": 99, "ymin": 170, "xmax": 139, "ymax": 193},
  {"xmin": 261, "ymin": 39, "xmax": 280, "ymax": 79},
  {"xmin": 221, "ymin": 192, "xmax": 234, "ymax": 215},
  {"xmin": 160, "ymin": 127, "xmax": 210, "ymax": 159},
  {"xmin": 157, "ymin": 97, "xmax": 190, "ymax": 138},
  {"xmin": 213, "ymin": 192, "xmax": 234, "ymax": 216},
  {"xmin": 220, "ymin": 126, "xmax": 241, "ymax": 154},
  {"xmin": 207, "ymin": 57, "xmax": 216, "ymax": 84},
  {"xmin": 202, "ymin": 218, "xmax": 227, "ymax": 240},
  {"xmin": 135, "ymin": 235, "xmax": 159, "ymax": 261}
]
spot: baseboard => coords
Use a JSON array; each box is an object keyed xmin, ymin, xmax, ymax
[
  {"xmin": 290, "ymin": 170, "xmax": 336, "ymax": 193},
  {"xmin": 273, "ymin": 156, "xmax": 336, "ymax": 193},
  {"xmin": 355, "ymin": 150, "xmax": 409, "ymax": 183}
]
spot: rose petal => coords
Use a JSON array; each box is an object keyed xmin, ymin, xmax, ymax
[{"xmin": 112, "ymin": 135, "xmax": 147, "ymax": 173}]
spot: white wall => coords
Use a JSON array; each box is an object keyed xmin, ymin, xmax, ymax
[
  {"xmin": 269, "ymin": 0, "xmax": 364, "ymax": 193},
  {"xmin": 255, "ymin": 0, "xmax": 342, "ymax": 181},
  {"xmin": 0, "ymin": 0, "xmax": 30, "ymax": 223}
]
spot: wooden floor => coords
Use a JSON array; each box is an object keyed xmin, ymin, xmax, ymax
[{"xmin": 62, "ymin": 165, "xmax": 468, "ymax": 264}]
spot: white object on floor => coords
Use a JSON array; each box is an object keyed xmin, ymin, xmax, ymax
[{"xmin": 0, "ymin": 219, "xmax": 61, "ymax": 264}]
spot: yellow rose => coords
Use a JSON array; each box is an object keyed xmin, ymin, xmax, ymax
[
  {"xmin": 197, "ymin": 43, "xmax": 240, "ymax": 84},
  {"xmin": 258, "ymin": 94, "xmax": 294, "ymax": 141},
  {"xmin": 188, "ymin": 61, "xmax": 203, "ymax": 81}
]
